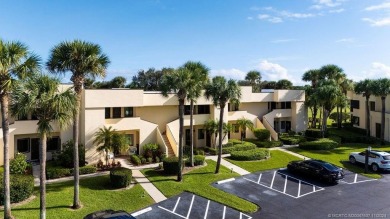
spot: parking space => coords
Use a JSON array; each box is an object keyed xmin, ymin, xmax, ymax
[
  {"xmin": 131, "ymin": 192, "xmax": 252, "ymax": 219},
  {"xmin": 214, "ymin": 169, "xmax": 389, "ymax": 219}
]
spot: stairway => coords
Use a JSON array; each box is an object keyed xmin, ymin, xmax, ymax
[{"xmin": 162, "ymin": 133, "xmax": 175, "ymax": 157}]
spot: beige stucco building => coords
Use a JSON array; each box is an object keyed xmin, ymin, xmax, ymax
[
  {"xmin": 0, "ymin": 86, "xmax": 307, "ymax": 165},
  {"xmin": 349, "ymin": 91, "xmax": 390, "ymax": 141}
]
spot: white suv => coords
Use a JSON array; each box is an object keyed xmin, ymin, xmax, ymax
[{"xmin": 349, "ymin": 150, "xmax": 390, "ymax": 172}]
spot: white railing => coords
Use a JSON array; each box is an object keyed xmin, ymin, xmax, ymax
[
  {"xmin": 166, "ymin": 124, "xmax": 178, "ymax": 156},
  {"xmin": 156, "ymin": 128, "xmax": 168, "ymax": 156},
  {"xmin": 263, "ymin": 117, "xmax": 278, "ymax": 141}
]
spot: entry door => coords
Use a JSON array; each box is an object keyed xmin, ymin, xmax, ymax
[
  {"xmin": 376, "ymin": 123, "xmax": 381, "ymax": 138},
  {"xmin": 185, "ymin": 129, "xmax": 191, "ymax": 146},
  {"xmin": 31, "ymin": 138, "xmax": 40, "ymax": 161},
  {"xmin": 206, "ymin": 133, "xmax": 211, "ymax": 147},
  {"xmin": 286, "ymin": 121, "xmax": 291, "ymax": 132}
]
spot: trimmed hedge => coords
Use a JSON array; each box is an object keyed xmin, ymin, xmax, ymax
[
  {"xmin": 305, "ymin": 129, "xmax": 328, "ymax": 139},
  {"xmin": 228, "ymin": 139, "xmax": 242, "ymax": 145},
  {"xmin": 10, "ymin": 153, "xmax": 28, "ymax": 175},
  {"xmin": 46, "ymin": 165, "xmax": 97, "ymax": 179},
  {"xmin": 222, "ymin": 143, "xmax": 257, "ymax": 154},
  {"xmin": 194, "ymin": 155, "xmax": 205, "ymax": 166},
  {"xmin": 230, "ymin": 148, "xmax": 270, "ymax": 161},
  {"xmin": 299, "ymin": 138, "xmax": 339, "ymax": 150},
  {"xmin": 0, "ymin": 174, "xmax": 34, "ymax": 205},
  {"xmin": 279, "ymin": 135, "xmax": 306, "ymax": 145},
  {"xmin": 77, "ymin": 165, "xmax": 97, "ymax": 175},
  {"xmin": 253, "ymin": 129, "xmax": 270, "ymax": 141},
  {"xmin": 252, "ymin": 140, "xmax": 283, "ymax": 148},
  {"xmin": 130, "ymin": 154, "xmax": 142, "ymax": 166},
  {"xmin": 110, "ymin": 167, "xmax": 132, "ymax": 188},
  {"xmin": 163, "ymin": 157, "xmax": 179, "ymax": 175}
]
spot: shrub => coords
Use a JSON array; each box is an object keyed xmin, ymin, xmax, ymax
[
  {"xmin": 142, "ymin": 143, "xmax": 161, "ymax": 160},
  {"xmin": 130, "ymin": 155, "xmax": 141, "ymax": 166},
  {"xmin": 141, "ymin": 157, "xmax": 147, "ymax": 164},
  {"xmin": 194, "ymin": 155, "xmax": 205, "ymax": 166},
  {"xmin": 299, "ymin": 138, "xmax": 339, "ymax": 150},
  {"xmin": 54, "ymin": 140, "xmax": 86, "ymax": 168},
  {"xmin": 222, "ymin": 142, "xmax": 234, "ymax": 147},
  {"xmin": 279, "ymin": 135, "xmax": 306, "ymax": 145},
  {"xmin": 329, "ymin": 136, "xmax": 342, "ymax": 144},
  {"xmin": 253, "ymin": 129, "xmax": 270, "ymax": 141},
  {"xmin": 110, "ymin": 167, "xmax": 132, "ymax": 188},
  {"xmin": 228, "ymin": 139, "xmax": 242, "ymax": 145},
  {"xmin": 304, "ymin": 129, "xmax": 327, "ymax": 139},
  {"xmin": 155, "ymin": 157, "xmax": 160, "ymax": 163},
  {"xmin": 208, "ymin": 148, "xmax": 217, "ymax": 155},
  {"xmin": 10, "ymin": 153, "xmax": 28, "ymax": 175},
  {"xmin": 230, "ymin": 148, "xmax": 270, "ymax": 161},
  {"xmin": 147, "ymin": 157, "xmax": 153, "ymax": 163},
  {"xmin": 222, "ymin": 143, "xmax": 257, "ymax": 154},
  {"xmin": 77, "ymin": 165, "xmax": 97, "ymax": 175},
  {"xmin": 245, "ymin": 139, "xmax": 283, "ymax": 148},
  {"xmin": 46, "ymin": 166, "xmax": 72, "ymax": 179},
  {"xmin": 163, "ymin": 157, "xmax": 179, "ymax": 175},
  {"xmin": 0, "ymin": 174, "xmax": 34, "ymax": 205},
  {"xmin": 195, "ymin": 149, "xmax": 205, "ymax": 156}
]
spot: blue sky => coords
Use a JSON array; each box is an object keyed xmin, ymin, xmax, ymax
[{"xmin": 1, "ymin": 0, "xmax": 390, "ymax": 85}]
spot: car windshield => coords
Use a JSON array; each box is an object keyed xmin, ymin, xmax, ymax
[
  {"xmin": 321, "ymin": 163, "xmax": 338, "ymax": 171},
  {"xmin": 383, "ymin": 155, "xmax": 390, "ymax": 160}
]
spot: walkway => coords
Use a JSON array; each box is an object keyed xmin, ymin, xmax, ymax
[
  {"xmin": 271, "ymin": 145, "xmax": 311, "ymax": 160},
  {"xmin": 206, "ymin": 154, "xmax": 250, "ymax": 175},
  {"xmin": 117, "ymin": 158, "xmax": 167, "ymax": 203}
]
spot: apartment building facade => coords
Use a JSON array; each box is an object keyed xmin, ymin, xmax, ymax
[
  {"xmin": 349, "ymin": 91, "xmax": 390, "ymax": 141},
  {"xmin": 0, "ymin": 86, "xmax": 307, "ymax": 165}
]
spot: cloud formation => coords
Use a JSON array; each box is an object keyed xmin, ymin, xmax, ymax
[
  {"xmin": 363, "ymin": 1, "xmax": 390, "ymax": 27},
  {"xmin": 336, "ymin": 38, "xmax": 355, "ymax": 43},
  {"xmin": 257, "ymin": 60, "xmax": 296, "ymax": 83},
  {"xmin": 210, "ymin": 68, "xmax": 247, "ymax": 80}
]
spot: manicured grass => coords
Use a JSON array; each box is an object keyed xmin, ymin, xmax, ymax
[
  {"xmin": 225, "ymin": 150, "xmax": 302, "ymax": 172},
  {"xmin": 1, "ymin": 175, "xmax": 154, "ymax": 219},
  {"xmin": 289, "ymin": 143, "xmax": 390, "ymax": 179},
  {"xmin": 141, "ymin": 159, "xmax": 258, "ymax": 213}
]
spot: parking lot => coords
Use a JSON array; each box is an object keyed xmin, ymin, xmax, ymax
[
  {"xmin": 131, "ymin": 192, "xmax": 252, "ymax": 219},
  {"xmin": 214, "ymin": 169, "xmax": 390, "ymax": 219}
]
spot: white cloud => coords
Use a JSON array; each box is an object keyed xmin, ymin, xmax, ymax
[
  {"xmin": 310, "ymin": 0, "xmax": 347, "ymax": 10},
  {"xmin": 365, "ymin": 62, "xmax": 390, "ymax": 78},
  {"xmin": 257, "ymin": 14, "xmax": 283, "ymax": 23},
  {"xmin": 271, "ymin": 39, "xmax": 297, "ymax": 43},
  {"xmin": 269, "ymin": 17, "xmax": 283, "ymax": 23},
  {"xmin": 257, "ymin": 60, "xmax": 295, "ymax": 83},
  {"xmin": 336, "ymin": 38, "xmax": 355, "ymax": 43},
  {"xmin": 362, "ymin": 17, "xmax": 390, "ymax": 26},
  {"xmin": 329, "ymin": 8, "xmax": 345, "ymax": 13},
  {"xmin": 258, "ymin": 14, "xmax": 270, "ymax": 19},
  {"xmin": 210, "ymin": 68, "xmax": 247, "ymax": 80},
  {"xmin": 365, "ymin": 2, "xmax": 390, "ymax": 11},
  {"xmin": 280, "ymin": 10, "xmax": 315, "ymax": 18}
]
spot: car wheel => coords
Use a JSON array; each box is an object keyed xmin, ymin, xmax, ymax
[
  {"xmin": 372, "ymin": 163, "xmax": 380, "ymax": 172},
  {"xmin": 349, "ymin": 156, "xmax": 356, "ymax": 164}
]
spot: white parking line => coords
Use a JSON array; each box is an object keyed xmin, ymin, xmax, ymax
[
  {"xmin": 354, "ymin": 173, "xmax": 357, "ymax": 183},
  {"xmin": 270, "ymin": 171, "xmax": 276, "ymax": 188},
  {"xmin": 283, "ymin": 176, "xmax": 288, "ymax": 193},
  {"xmin": 204, "ymin": 200, "xmax": 210, "ymax": 219},
  {"xmin": 222, "ymin": 206, "xmax": 226, "ymax": 219},
  {"xmin": 339, "ymin": 174, "xmax": 377, "ymax": 185},
  {"xmin": 297, "ymin": 180, "xmax": 301, "ymax": 197},
  {"xmin": 257, "ymin": 173, "xmax": 262, "ymax": 184},
  {"xmin": 173, "ymin": 197, "xmax": 181, "ymax": 212},
  {"xmin": 131, "ymin": 207, "xmax": 153, "ymax": 217},
  {"xmin": 240, "ymin": 212, "xmax": 253, "ymax": 219}
]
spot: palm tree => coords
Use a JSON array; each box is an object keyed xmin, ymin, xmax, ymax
[
  {"xmin": 205, "ymin": 76, "xmax": 241, "ymax": 174},
  {"xmin": 339, "ymin": 79, "xmax": 354, "ymax": 126},
  {"xmin": 0, "ymin": 39, "xmax": 40, "ymax": 219},
  {"xmin": 182, "ymin": 61, "xmax": 209, "ymax": 167},
  {"xmin": 11, "ymin": 74, "xmax": 76, "ymax": 219},
  {"xmin": 236, "ymin": 117, "xmax": 254, "ymax": 142},
  {"xmin": 160, "ymin": 68, "xmax": 192, "ymax": 181},
  {"xmin": 275, "ymin": 79, "xmax": 293, "ymax": 89},
  {"xmin": 245, "ymin": 70, "xmax": 261, "ymax": 92},
  {"xmin": 46, "ymin": 40, "xmax": 110, "ymax": 209},
  {"xmin": 204, "ymin": 119, "xmax": 218, "ymax": 147},
  {"xmin": 222, "ymin": 122, "xmax": 232, "ymax": 141},
  {"xmin": 355, "ymin": 79, "xmax": 374, "ymax": 137},
  {"xmin": 302, "ymin": 69, "xmax": 320, "ymax": 128},
  {"xmin": 372, "ymin": 78, "xmax": 390, "ymax": 144}
]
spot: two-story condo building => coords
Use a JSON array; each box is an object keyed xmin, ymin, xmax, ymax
[
  {"xmin": 349, "ymin": 91, "xmax": 390, "ymax": 141},
  {"xmin": 0, "ymin": 86, "xmax": 307, "ymax": 165}
]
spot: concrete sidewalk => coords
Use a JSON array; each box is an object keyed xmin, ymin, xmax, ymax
[
  {"xmin": 206, "ymin": 154, "xmax": 250, "ymax": 175},
  {"xmin": 270, "ymin": 145, "xmax": 310, "ymax": 160}
]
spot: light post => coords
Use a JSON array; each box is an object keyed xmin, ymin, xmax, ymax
[{"xmin": 365, "ymin": 146, "xmax": 372, "ymax": 173}]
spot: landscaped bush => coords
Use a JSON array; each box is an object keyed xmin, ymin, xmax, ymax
[
  {"xmin": 222, "ymin": 143, "xmax": 256, "ymax": 154},
  {"xmin": 77, "ymin": 165, "xmax": 97, "ymax": 175},
  {"xmin": 110, "ymin": 167, "xmax": 132, "ymax": 189},
  {"xmin": 130, "ymin": 154, "xmax": 141, "ymax": 166},
  {"xmin": 53, "ymin": 140, "xmax": 86, "ymax": 168},
  {"xmin": 194, "ymin": 149, "xmax": 205, "ymax": 156},
  {"xmin": 328, "ymin": 128, "xmax": 378, "ymax": 144},
  {"xmin": 253, "ymin": 129, "xmax": 270, "ymax": 141},
  {"xmin": 228, "ymin": 139, "xmax": 242, "ymax": 145},
  {"xmin": 0, "ymin": 174, "xmax": 34, "ymax": 205},
  {"xmin": 246, "ymin": 139, "xmax": 283, "ymax": 148},
  {"xmin": 194, "ymin": 155, "xmax": 205, "ymax": 166},
  {"xmin": 329, "ymin": 136, "xmax": 342, "ymax": 144},
  {"xmin": 142, "ymin": 143, "xmax": 162, "ymax": 162},
  {"xmin": 304, "ymin": 129, "xmax": 327, "ymax": 139},
  {"xmin": 230, "ymin": 148, "xmax": 270, "ymax": 161},
  {"xmin": 279, "ymin": 135, "xmax": 306, "ymax": 145},
  {"xmin": 10, "ymin": 153, "xmax": 28, "ymax": 175},
  {"xmin": 163, "ymin": 157, "xmax": 179, "ymax": 174},
  {"xmin": 46, "ymin": 166, "xmax": 72, "ymax": 179},
  {"xmin": 299, "ymin": 138, "xmax": 339, "ymax": 150},
  {"xmin": 222, "ymin": 142, "xmax": 234, "ymax": 147}
]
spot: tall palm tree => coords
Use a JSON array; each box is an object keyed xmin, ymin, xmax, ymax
[
  {"xmin": 372, "ymin": 78, "xmax": 390, "ymax": 144},
  {"xmin": 0, "ymin": 39, "xmax": 40, "ymax": 219},
  {"xmin": 160, "ymin": 68, "xmax": 192, "ymax": 181},
  {"xmin": 236, "ymin": 117, "xmax": 254, "ymax": 142},
  {"xmin": 183, "ymin": 61, "xmax": 209, "ymax": 167},
  {"xmin": 245, "ymin": 70, "xmax": 261, "ymax": 92},
  {"xmin": 205, "ymin": 76, "xmax": 241, "ymax": 174},
  {"xmin": 93, "ymin": 126, "xmax": 128, "ymax": 165},
  {"xmin": 339, "ymin": 78, "xmax": 354, "ymax": 126},
  {"xmin": 355, "ymin": 79, "xmax": 374, "ymax": 137},
  {"xmin": 46, "ymin": 40, "xmax": 110, "ymax": 209},
  {"xmin": 302, "ymin": 69, "xmax": 320, "ymax": 128},
  {"xmin": 204, "ymin": 119, "xmax": 218, "ymax": 147},
  {"xmin": 11, "ymin": 74, "xmax": 76, "ymax": 219}
]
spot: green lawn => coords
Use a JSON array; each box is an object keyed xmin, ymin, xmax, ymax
[
  {"xmin": 2, "ymin": 175, "xmax": 154, "ymax": 219},
  {"xmin": 225, "ymin": 150, "xmax": 302, "ymax": 172},
  {"xmin": 289, "ymin": 143, "xmax": 390, "ymax": 179},
  {"xmin": 141, "ymin": 159, "xmax": 258, "ymax": 213}
]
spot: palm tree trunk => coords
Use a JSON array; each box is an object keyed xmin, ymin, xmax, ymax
[
  {"xmin": 72, "ymin": 90, "xmax": 81, "ymax": 209},
  {"xmin": 1, "ymin": 95, "xmax": 12, "ymax": 219},
  {"xmin": 177, "ymin": 99, "xmax": 184, "ymax": 182},
  {"xmin": 366, "ymin": 97, "xmax": 370, "ymax": 137},
  {"xmin": 312, "ymin": 107, "xmax": 318, "ymax": 128},
  {"xmin": 40, "ymin": 134, "xmax": 47, "ymax": 219},
  {"xmin": 337, "ymin": 106, "xmax": 341, "ymax": 129},
  {"xmin": 344, "ymin": 107, "xmax": 347, "ymax": 123},
  {"xmin": 318, "ymin": 108, "xmax": 322, "ymax": 129},
  {"xmin": 339, "ymin": 106, "xmax": 343, "ymax": 128},
  {"xmin": 381, "ymin": 97, "xmax": 386, "ymax": 145},
  {"xmin": 189, "ymin": 100, "xmax": 194, "ymax": 167},
  {"xmin": 322, "ymin": 107, "xmax": 327, "ymax": 138},
  {"xmin": 215, "ymin": 104, "xmax": 224, "ymax": 174}
]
